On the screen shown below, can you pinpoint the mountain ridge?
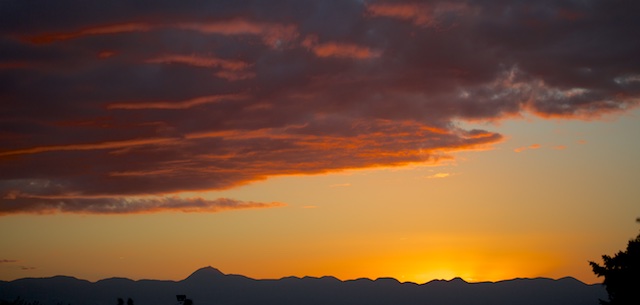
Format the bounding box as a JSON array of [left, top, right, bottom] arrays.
[[0, 267, 607, 305]]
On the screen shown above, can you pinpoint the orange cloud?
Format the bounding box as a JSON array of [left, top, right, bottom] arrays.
[[146, 55, 250, 71], [426, 173, 451, 179], [0, 118, 502, 212], [0, 137, 178, 157], [178, 19, 263, 35], [513, 144, 541, 153], [107, 94, 247, 110], [367, 3, 434, 26], [28, 19, 299, 49], [366, 2, 471, 27], [147, 54, 255, 80], [312, 42, 381, 59], [98, 51, 117, 59], [302, 36, 381, 59], [178, 19, 298, 48], [213, 70, 256, 81], [29, 23, 153, 44]]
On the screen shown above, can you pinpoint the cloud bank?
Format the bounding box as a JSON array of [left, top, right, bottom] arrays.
[[1, 0, 639, 214]]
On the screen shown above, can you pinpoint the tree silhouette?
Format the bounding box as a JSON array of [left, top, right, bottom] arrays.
[[126, 298, 134, 305], [589, 219, 640, 305], [117, 298, 124, 305]]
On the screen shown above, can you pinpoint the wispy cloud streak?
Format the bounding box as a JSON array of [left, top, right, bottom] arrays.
[[107, 94, 247, 110], [0, 195, 284, 215]]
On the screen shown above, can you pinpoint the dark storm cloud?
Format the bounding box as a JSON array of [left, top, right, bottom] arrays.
[[1, 0, 638, 214]]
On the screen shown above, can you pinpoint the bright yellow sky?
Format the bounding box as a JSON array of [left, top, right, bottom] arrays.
[[2, 111, 639, 284]]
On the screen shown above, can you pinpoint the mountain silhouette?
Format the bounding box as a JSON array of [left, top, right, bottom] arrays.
[[0, 267, 606, 305], [183, 266, 225, 282]]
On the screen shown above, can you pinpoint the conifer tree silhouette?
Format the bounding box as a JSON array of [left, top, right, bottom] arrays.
[[589, 218, 640, 305]]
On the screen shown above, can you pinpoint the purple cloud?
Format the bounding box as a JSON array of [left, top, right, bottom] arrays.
[[1, 0, 638, 214]]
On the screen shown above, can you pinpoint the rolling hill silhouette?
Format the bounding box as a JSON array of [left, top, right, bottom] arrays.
[[0, 266, 606, 305]]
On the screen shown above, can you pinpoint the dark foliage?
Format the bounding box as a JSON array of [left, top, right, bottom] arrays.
[[0, 298, 41, 305], [590, 222, 640, 305], [0, 297, 69, 305]]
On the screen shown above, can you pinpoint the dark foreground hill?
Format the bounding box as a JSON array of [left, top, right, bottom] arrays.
[[0, 266, 606, 305]]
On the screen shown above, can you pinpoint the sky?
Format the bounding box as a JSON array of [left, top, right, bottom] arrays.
[[1, 0, 639, 284]]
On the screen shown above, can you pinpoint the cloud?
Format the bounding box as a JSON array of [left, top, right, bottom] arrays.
[[514, 144, 542, 153], [146, 55, 256, 81], [177, 19, 299, 48], [426, 173, 451, 179], [0, 259, 18, 263], [1, 0, 639, 215], [0, 138, 179, 157], [366, 1, 472, 27], [302, 36, 381, 59], [28, 23, 154, 44], [0, 195, 284, 215], [107, 94, 247, 110]]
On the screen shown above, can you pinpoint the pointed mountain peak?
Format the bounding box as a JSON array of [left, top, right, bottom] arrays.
[[184, 266, 225, 281], [557, 276, 581, 283], [448, 277, 467, 283]]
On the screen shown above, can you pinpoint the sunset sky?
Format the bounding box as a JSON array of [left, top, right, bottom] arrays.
[[1, 0, 639, 285]]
